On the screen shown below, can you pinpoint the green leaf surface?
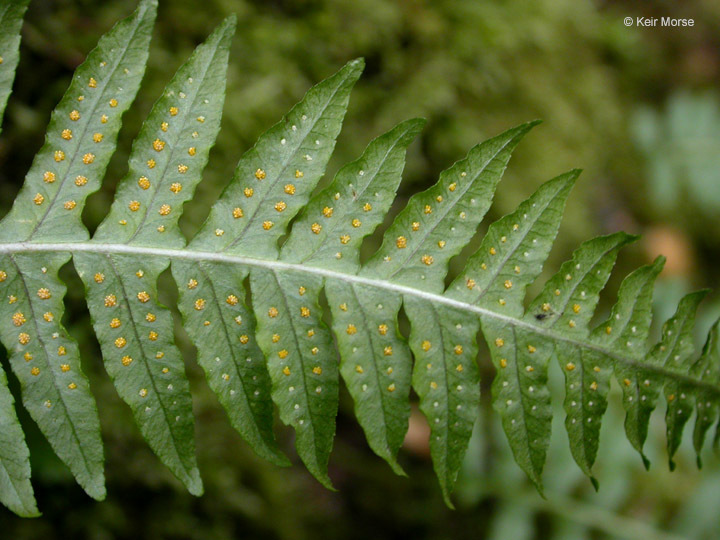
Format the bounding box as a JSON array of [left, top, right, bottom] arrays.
[[450, 171, 577, 314], [692, 320, 720, 466], [74, 253, 201, 495], [320, 120, 534, 490], [189, 59, 364, 259], [363, 121, 538, 292], [250, 269, 337, 488], [0, 0, 30, 133], [455, 172, 576, 491], [326, 281, 411, 475], [172, 260, 287, 466], [481, 317, 553, 493], [0, 253, 105, 500], [0, 360, 38, 517], [281, 118, 425, 270], [94, 15, 235, 247], [528, 232, 637, 483], [73, 18, 237, 495], [0, 0, 157, 243], [0, 5, 157, 502], [660, 291, 707, 470], [282, 118, 423, 474], [406, 299, 480, 507], [593, 257, 665, 469], [1, 10, 720, 512]]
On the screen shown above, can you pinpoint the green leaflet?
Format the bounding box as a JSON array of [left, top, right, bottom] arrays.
[[283, 119, 424, 474], [188, 58, 364, 258], [364, 121, 538, 292], [451, 171, 577, 315], [281, 118, 425, 271], [161, 23, 285, 465], [482, 319, 553, 492], [94, 16, 235, 246], [406, 300, 480, 507], [75, 253, 202, 494], [379, 130, 552, 498], [0, 1, 157, 502], [659, 291, 708, 470], [0, 0, 157, 243], [178, 59, 363, 486], [692, 319, 720, 467], [339, 121, 536, 491], [528, 232, 637, 486], [172, 260, 287, 466], [0, 252, 105, 500], [1, 1, 720, 517], [76, 17, 237, 495], [459, 172, 576, 492], [592, 257, 665, 469], [250, 269, 337, 488], [0, 356, 37, 517], [0, 0, 30, 133], [326, 282, 412, 475]]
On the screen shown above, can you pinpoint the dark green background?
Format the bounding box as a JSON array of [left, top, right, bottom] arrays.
[[1, 0, 719, 538]]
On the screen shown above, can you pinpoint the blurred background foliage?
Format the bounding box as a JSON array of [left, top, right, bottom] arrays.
[[0, 0, 719, 538]]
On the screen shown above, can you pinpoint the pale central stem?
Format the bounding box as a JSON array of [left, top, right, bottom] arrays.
[[1, 241, 716, 395]]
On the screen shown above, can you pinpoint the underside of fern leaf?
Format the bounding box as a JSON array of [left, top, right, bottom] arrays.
[[0, 0, 719, 517], [0, 0, 158, 509]]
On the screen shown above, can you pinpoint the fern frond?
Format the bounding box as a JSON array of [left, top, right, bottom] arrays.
[[0, 0, 157, 502], [74, 14, 236, 496], [0, 0, 37, 518], [0, 1, 719, 516]]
